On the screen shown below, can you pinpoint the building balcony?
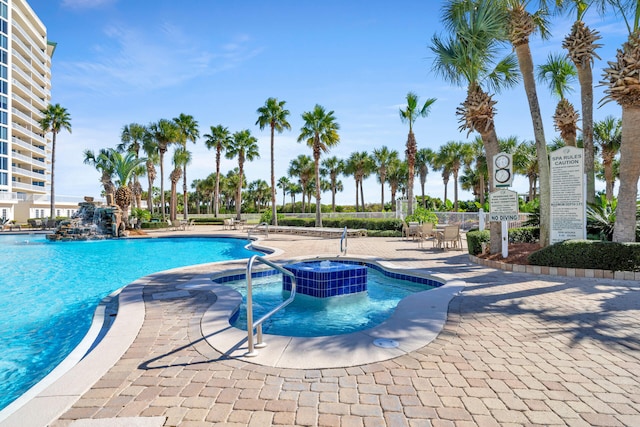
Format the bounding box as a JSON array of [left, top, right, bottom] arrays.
[[11, 137, 47, 156]]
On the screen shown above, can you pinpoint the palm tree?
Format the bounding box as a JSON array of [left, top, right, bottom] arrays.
[[500, 0, 552, 247], [105, 148, 147, 223], [399, 92, 436, 216], [372, 146, 399, 212], [226, 130, 260, 220], [387, 159, 408, 212], [141, 135, 159, 214], [288, 155, 314, 213], [147, 119, 179, 220], [83, 148, 116, 198], [441, 141, 474, 210], [599, 2, 640, 242], [321, 156, 345, 212], [173, 114, 199, 220], [557, 0, 602, 204], [277, 176, 291, 210], [513, 139, 538, 201], [39, 103, 71, 218], [345, 151, 373, 212], [469, 137, 488, 205], [256, 98, 291, 226], [433, 147, 453, 209], [430, 0, 520, 252], [415, 147, 435, 209], [537, 52, 579, 146], [170, 147, 190, 221], [203, 125, 232, 218], [298, 105, 340, 226], [118, 123, 147, 209], [593, 116, 622, 203]]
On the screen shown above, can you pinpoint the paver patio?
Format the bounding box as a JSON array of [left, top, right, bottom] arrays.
[[3, 226, 639, 426]]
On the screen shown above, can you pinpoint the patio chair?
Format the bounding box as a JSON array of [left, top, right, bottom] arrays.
[[435, 225, 462, 250], [418, 222, 435, 248]]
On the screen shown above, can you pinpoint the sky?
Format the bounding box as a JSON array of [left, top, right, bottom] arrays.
[[25, 0, 627, 207]]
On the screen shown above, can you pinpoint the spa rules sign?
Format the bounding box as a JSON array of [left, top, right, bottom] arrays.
[[550, 146, 586, 244]]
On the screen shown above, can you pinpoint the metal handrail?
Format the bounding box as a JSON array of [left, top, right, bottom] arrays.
[[245, 255, 296, 357], [247, 222, 269, 239], [340, 226, 348, 255]]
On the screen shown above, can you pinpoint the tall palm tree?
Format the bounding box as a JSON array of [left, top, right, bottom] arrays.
[[434, 147, 454, 209], [141, 135, 159, 214], [431, 0, 520, 252], [173, 114, 199, 220], [345, 151, 373, 212], [442, 141, 474, 210], [501, 0, 552, 247], [118, 123, 147, 209], [399, 92, 436, 216], [147, 119, 179, 220], [321, 156, 345, 212], [203, 125, 232, 218], [256, 98, 291, 226], [226, 130, 260, 220], [593, 116, 622, 203], [170, 147, 190, 221], [415, 147, 435, 209], [288, 155, 314, 213], [372, 146, 398, 212], [537, 52, 579, 146], [83, 148, 116, 198], [557, 0, 602, 204], [298, 105, 340, 226], [39, 103, 71, 218], [599, 1, 640, 242]]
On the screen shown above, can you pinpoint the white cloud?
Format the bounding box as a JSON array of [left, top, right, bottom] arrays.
[[56, 24, 261, 95]]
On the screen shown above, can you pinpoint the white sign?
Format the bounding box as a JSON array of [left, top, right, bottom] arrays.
[[550, 146, 586, 244], [489, 189, 519, 222]]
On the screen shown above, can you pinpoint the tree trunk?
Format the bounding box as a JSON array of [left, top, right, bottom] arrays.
[[214, 149, 221, 218], [515, 43, 550, 247], [355, 179, 359, 212], [453, 170, 459, 211], [577, 60, 596, 205], [360, 180, 365, 211], [270, 125, 278, 226], [49, 132, 56, 218], [183, 167, 189, 220], [406, 132, 417, 215], [314, 154, 322, 227], [613, 106, 640, 242], [159, 150, 166, 220], [479, 127, 502, 254], [603, 151, 614, 202]]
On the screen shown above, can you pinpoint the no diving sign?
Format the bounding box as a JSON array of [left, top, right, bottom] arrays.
[[489, 189, 519, 222]]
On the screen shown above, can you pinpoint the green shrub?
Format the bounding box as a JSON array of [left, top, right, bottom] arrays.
[[367, 230, 402, 237], [278, 217, 402, 231], [528, 240, 640, 272], [141, 221, 169, 229], [467, 230, 490, 255], [508, 227, 539, 243], [405, 206, 439, 225]]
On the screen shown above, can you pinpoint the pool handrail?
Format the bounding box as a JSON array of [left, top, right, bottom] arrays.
[[247, 222, 269, 239], [245, 255, 296, 357], [340, 226, 347, 256]]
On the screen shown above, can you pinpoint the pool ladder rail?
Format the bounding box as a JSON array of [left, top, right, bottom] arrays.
[[247, 222, 269, 239], [244, 255, 296, 357], [340, 226, 348, 256]]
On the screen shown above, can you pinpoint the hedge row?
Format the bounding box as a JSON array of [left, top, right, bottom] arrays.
[[528, 240, 640, 272], [278, 217, 404, 231]]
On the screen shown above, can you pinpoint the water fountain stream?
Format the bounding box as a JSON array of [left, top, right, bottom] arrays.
[[46, 197, 123, 241]]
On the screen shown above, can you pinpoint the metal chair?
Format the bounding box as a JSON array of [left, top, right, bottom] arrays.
[[436, 225, 462, 250]]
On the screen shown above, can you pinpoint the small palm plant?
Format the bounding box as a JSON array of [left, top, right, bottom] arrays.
[[586, 194, 616, 241]]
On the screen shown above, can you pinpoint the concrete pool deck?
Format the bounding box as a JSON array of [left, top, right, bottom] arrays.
[[2, 226, 640, 426]]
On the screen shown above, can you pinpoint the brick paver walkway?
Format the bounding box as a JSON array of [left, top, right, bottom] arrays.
[[48, 229, 640, 426]]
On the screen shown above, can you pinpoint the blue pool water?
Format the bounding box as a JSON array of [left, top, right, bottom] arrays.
[[219, 262, 439, 337], [0, 234, 261, 412]]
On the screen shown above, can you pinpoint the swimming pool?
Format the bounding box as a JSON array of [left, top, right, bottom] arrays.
[[0, 234, 261, 412], [217, 260, 443, 337]]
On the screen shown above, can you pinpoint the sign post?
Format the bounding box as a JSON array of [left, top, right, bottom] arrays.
[[489, 188, 519, 258]]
